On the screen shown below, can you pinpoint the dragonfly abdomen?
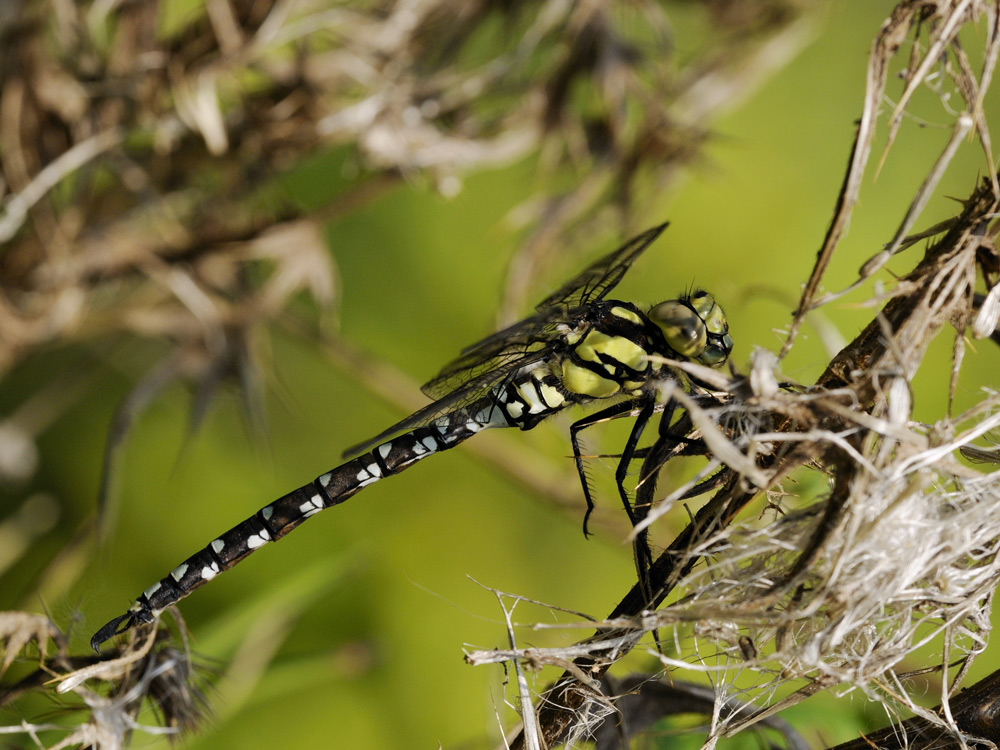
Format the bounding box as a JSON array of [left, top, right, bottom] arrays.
[[91, 395, 526, 650], [118, 454, 397, 624]]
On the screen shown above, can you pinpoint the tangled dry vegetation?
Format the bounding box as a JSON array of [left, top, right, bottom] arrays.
[[2, 1, 1000, 749]]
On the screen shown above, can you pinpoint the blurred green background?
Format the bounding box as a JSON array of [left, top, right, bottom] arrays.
[[4, 1, 1000, 747]]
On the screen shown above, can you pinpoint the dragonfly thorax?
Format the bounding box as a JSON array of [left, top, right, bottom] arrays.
[[553, 295, 732, 403]]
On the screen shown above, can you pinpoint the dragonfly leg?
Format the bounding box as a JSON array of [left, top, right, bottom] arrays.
[[569, 400, 646, 536], [678, 468, 730, 499], [633, 399, 709, 491], [615, 397, 658, 521], [635, 401, 732, 603], [613, 396, 657, 590]]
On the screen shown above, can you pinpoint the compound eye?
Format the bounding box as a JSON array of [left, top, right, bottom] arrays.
[[689, 291, 727, 335], [688, 291, 715, 317], [697, 342, 730, 366], [649, 300, 707, 358]]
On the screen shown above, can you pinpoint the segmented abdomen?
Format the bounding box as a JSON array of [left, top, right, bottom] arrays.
[[92, 365, 578, 650], [130, 421, 487, 614]]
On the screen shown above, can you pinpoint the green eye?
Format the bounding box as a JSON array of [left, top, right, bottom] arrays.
[[689, 292, 727, 335], [688, 291, 715, 318], [649, 300, 707, 358], [649, 293, 733, 367], [698, 342, 729, 366]]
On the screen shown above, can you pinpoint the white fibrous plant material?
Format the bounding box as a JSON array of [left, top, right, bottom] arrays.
[[645, 393, 1000, 733]]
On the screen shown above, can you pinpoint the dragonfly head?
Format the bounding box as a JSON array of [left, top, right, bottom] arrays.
[[648, 290, 733, 367]]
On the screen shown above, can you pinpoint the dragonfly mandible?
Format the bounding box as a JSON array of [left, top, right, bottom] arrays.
[[91, 222, 733, 651]]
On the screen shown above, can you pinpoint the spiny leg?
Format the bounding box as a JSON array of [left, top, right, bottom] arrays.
[[630, 398, 680, 522], [570, 396, 670, 594], [627, 397, 722, 599], [632, 399, 718, 601], [612, 396, 658, 590], [570, 400, 646, 536], [631, 411, 692, 504], [635, 400, 732, 607], [677, 468, 730, 499]]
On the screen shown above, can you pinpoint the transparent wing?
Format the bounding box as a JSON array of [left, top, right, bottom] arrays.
[[534, 222, 668, 311], [342, 347, 549, 458], [422, 222, 669, 400], [420, 311, 577, 399]]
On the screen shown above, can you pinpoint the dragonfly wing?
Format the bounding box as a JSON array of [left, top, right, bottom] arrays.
[[421, 223, 667, 400], [342, 348, 551, 458], [534, 222, 668, 311], [420, 313, 574, 400]]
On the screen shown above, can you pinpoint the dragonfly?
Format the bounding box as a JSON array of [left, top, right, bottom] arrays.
[[91, 222, 733, 651]]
